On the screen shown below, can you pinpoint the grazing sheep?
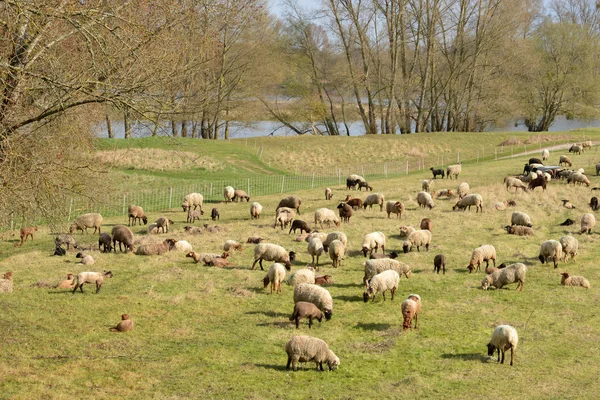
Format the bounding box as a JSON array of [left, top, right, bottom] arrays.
[[416, 191, 435, 209], [263, 263, 286, 294], [56, 273, 75, 289], [289, 220, 312, 234], [538, 240, 563, 268], [363, 258, 412, 286], [358, 181, 373, 191], [436, 189, 454, 198], [289, 302, 324, 329], [246, 236, 264, 244], [457, 182, 470, 199], [560, 272, 590, 288], [569, 144, 583, 155], [55, 234, 77, 251], [401, 294, 421, 330], [314, 208, 340, 229], [346, 174, 366, 190], [72, 270, 113, 294], [128, 205, 148, 226], [452, 194, 483, 213], [306, 232, 328, 243], [224, 186, 235, 203], [446, 164, 462, 179], [559, 235, 578, 262], [274, 208, 295, 230], [277, 195, 302, 214], [0, 271, 13, 293], [252, 243, 292, 271], [561, 200, 576, 209], [362, 232, 386, 257], [211, 208, 220, 221], [69, 213, 103, 235], [111, 225, 135, 252], [135, 239, 176, 256], [308, 237, 324, 267], [96, 233, 112, 253], [434, 254, 446, 275], [467, 245, 496, 273], [511, 212, 532, 227], [542, 149, 549, 160], [590, 197, 599, 211], [422, 179, 433, 193], [430, 167, 445, 179], [155, 217, 174, 233], [328, 239, 345, 268], [223, 240, 242, 252], [250, 202, 263, 219], [399, 226, 416, 238], [182, 193, 204, 212], [568, 172, 591, 186], [581, 213, 596, 234], [363, 193, 385, 211], [559, 155, 572, 167], [293, 283, 333, 320], [528, 175, 547, 191], [185, 251, 229, 265], [325, 187, 333, 200], [322, 232, 348, 252], [288, 268, 315, 286], [487, 325, 518, 366], [402, 230, 432, 253], [370, 251, 399, 260], [345, 195, 363, 210], [337, 203, 353, 223], [420, 218, 433, 231], [529, 157, 543, 165], [363, 270, 399, 302], [76, 252, 95, 265], [233, 189, 250, 202], [187, 209, 203, 223], [285, 335, 339, 371], [504, 177, 528, 192], [505, 225, 534, 236], [582, 140, 593, 149], [109, 314, 134, 332], [385, 201, 404, 219], [481, 263, 526, 291]]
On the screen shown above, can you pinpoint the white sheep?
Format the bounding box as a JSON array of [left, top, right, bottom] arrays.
[[361, 232, 386, 257], [252, 243, 292, 271], [559, 235, 578, 262], [69, 213, 103, 234], [542, 149, 549, 160], [328, 239, 345, 268], [314, 208, 340, 229], [487, 325, 518, 366], [293, 283, 333, 320], [402, 229, 431, 253], [363, 270, 400, 302], [568, 172, 591, 186], [325, 187, 333, 200], [511, 211, 532, 227], [421, 179, 433, 193], [263, 263, 286, 294], [504, 177, 528, 192], [538, 240, 563, 268], [559, 155, 572, 166], [446, 164, 462, 179], [481, 263, 526, 291], [385, 201, 404, 219], [288, 268, 316, 286], [363, 258, 411, 286], [76, 252, 95, 265], [182, 192, 204, 212], [285, 335, 340, 371], [307, 237, 324, 267], [581, 213, 596, 234], [223, 240, 243, 252], [452, 193, 483, 213], [250, 202, 263, 219], [401, 294, 421, 330], [560, 272, 590, 288], [0, 271, 13, 293], [322, 231, 348, 251], [224, 186, 235, 203], [399, 226, 416, 238], [457, 182, 469, 199], [416, 191, 435, 209], [363, 193, 385, 211], [305, 232, 328, 244], [467, 245, 496, 273], [275, 207, 296, 230], [72, 270, 113, 294]]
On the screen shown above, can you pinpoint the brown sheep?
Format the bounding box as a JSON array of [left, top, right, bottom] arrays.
[[433, 254, 446, 275], [289, 302, 324, 329], [233, 189, 250, 202], [528, 175, 546, 191], [109, 314, 134, 332], [420, 218, 433, 231], [19, 226, 38, 245], [314, 275, 333, 285], [337, 203, 353, 223], [345, 195, 363, 210], [128, 205, 148, 226], [246, 236, 264, 244], [56, 273, 75, 289]]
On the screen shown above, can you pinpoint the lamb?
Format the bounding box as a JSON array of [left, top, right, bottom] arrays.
[[263, 263, 286, 294], [559, 235, 578, 262], [446, 164, 462, 179], [560, 218, 576, 226], [511, 212, 532, 227], [487, 325, 518, 366], [420, 218, 433, 231], [542, 149, 550, 160], [147, 223, 159, 234], [246, 236, 264, 244], [481, 262, 526, 291], [416, 191, 435, 209], [363, 270, 399, 302], [560, 272, 590, 288], [211, 208, 220, 221], [97, 233, 112, 252], [127, 205, 148, 226], [223, 240, 242, 252], [289, 302, 324, 329], [109, 314, 134, 332], [590, 197, 599, 211], [174, 240, 193, 253], [328, 239, 345, 268], [233, 189, 250, 202], [337, 203, 353, 223], [275, 208, 295, 230], [314, 275, 333, 285], [187, 209, 203, 223], [561, 200, 576, 209], [76, 252, 95, 265], [207, 257, 231, 267], [345, 195, 363, 210], [422, 179, 433, 193], [452, 194, 483, 213], [135, 238, 176, 255], [250, 202, 263, 219], [223, 186, 235, 202], [457, 182, 470, 199], [251, 243, 292, 270], [582, 140, 593, 149], [308, 237, 325, 267], [289, 220, 312, 234], [504, 177, 528, 192], [325, 187, 333, 200], [56, 273, 75, 289], [363, 193, 385, 211], [185, 251, 229, 265], [494, 200, 517, 211], [505, 225, 534, 236], [346, 174, 366, 190], [581, 213, 596, 234], [538, 240, 563, 268], [0, 271, 13, 293], [401, 294, 421, 330], [69, 213, 103, 235], [55, 234, 77, 251], [72, 270, 113, 294], [399, 226, 416, 238], [362, 232, 386, 257], [111, 225, 135, 252], [568, 172, 591, 186], [362, 258, 412, 286], [183, 225, 203, 235], [322, 232, 348, 252], [436, 189, 454, 198], [433, 254, 446, 275], [430, 167, 445, 179], [155, 217, 174, 233], [293, 283, 333, 320], [559, 155, 572, 167], [285, 335, 339, 371], [467, 245, 496, 273], [288, 269, 315, 286], [277, 195, 302, 214], [181, 193, 204, 212], [569, 144, 583, 155], [385, 201, 404, 219], [528, 175, 546, 191], [402, 229, 432, 253], [358, 181, 373, 191], [314, 208, 340, 229]]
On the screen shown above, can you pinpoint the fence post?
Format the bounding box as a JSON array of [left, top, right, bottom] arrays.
[[248, 178, 251, 196], [361, 166, 365, 178], [68, 198, 73, 221], [281, 176, 285, 193], [384, 163, 387, 178], [10, 213, 14, 231], [210, 183, 213, 199], [169, 188, 173, 209], [338, 169, 341, 185], [122, 193, 127, 215], [457, 153, 460, 163], [495, 148, 497, 160], [405, 160, 408, 175], [311, 172, 315, 189]]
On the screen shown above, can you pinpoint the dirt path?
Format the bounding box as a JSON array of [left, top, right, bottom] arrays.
[[498, 141, 598, 161]]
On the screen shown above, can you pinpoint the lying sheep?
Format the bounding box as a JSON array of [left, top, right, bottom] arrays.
[[433, 254, 446, 275], [399, 226, 416, 238], [363, 258, 411, 286], [487, 325, 518, 366], [538, 240, 562, 268], [155, 217, 174, 233], [314, 208, 340, 229], [590, 197, 599, 211], [185, 251, 228, 265], [370, 251, 399, 260], [401, 294, 421, 330], [362, 232, 386, 257], [308, 237, 324, 267], [224, 186, 235, 203], [511, 211, 532, 227], [504, 177, 528, 192], [285, 335, 339, 371], [363, 270, 399, 302], [207, 258, 230, 267], [247, 236, 264, 244], [328, 239, 345, 268], [98, 233, 113, 252], [325, 187, 333, 200], [111, 225, 135, 252], [430, 167, 445, 179], [467, 245, 496, 273], [128, 205, 148, 226], [233, 189, 250, 202], [457, 182, 469, 199], [288, 268, 315, 286], [289, 220, 311, 234], [174, 240, 193, 253], [289, 302, 324, 329], [0, 271, 13, 293], [252, 243, 292, 271], [183, 225, 202, 235], [559, 155, 572, 167], [250, 202, 263, 219], [345, 195, 363, 210], [559, 235, 578, 262], [135, 239, 176, 255], [581, 213, 596, 234], [223, 240, 242, 252], [495, 200, 517, 211], [481, 263, 526, 291], [211, 207, 220, 220], [109, 314, 134, 332], [55, 234, 77, 251], [402, 230, 431, 253], [385, 201, 404, 219], [277, 195, 302, 214], [363, 193, 385, 211], [56, 273, 75, 289], [293, 283, 333, 320], [561, 200, 576, 209], [436, 189, 454, 198], [453, 194, 483, 213], [76, 252, 95, 265], [72, 270, 113, 294], [314, 275, 333, 285], [560, 272, 590, 288], [182, 192, 203, 212], [69, 213, 103, 234], [505, 225, 534, 236], [263, 263, 286, 294], [416, 191, 435, 209], [337, 203, 353, 223]]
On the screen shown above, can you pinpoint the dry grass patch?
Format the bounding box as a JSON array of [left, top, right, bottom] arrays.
[[95, 148, 223, 171]]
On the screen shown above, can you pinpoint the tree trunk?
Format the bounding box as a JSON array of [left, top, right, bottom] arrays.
[[171, 120, 178, 137], [181, 121, 188, 138], [123, 110, 131, 139], [105, 114, 114, 139]]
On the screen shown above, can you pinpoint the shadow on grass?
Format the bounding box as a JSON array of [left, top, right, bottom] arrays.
[[346, 249, 365, 258], [335, 295, 362, 302], [254, 364, 289, 371], [453, 268, 470, 274], [354, 322, 391, 331], [330, 282, 363, 288], [245, 310, 281, 318], [256, 321, 290, 329], [441, 353, 488, 363]]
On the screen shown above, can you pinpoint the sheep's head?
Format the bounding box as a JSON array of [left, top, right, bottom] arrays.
[[345, 194, 352, 201], [164, 239, 177, 250], [75, 252, 84, 258], [538, 254, 546, 264], [121, 314, 131, 320], [103, 270, 113, 278], [504, 226, 511, 233], [467, 264, 475, 273], [3, 271, 12, 280], [68, 224, 77, 234], [66, 273, 74, 279], [389, 251, 399, 259], [142, 216, 148, 225], [404, 270, 412, 279], [323, 309, 332, 320], [327, 351, 340, 371], [402, 241, 411, 254], [362, 291, 370, 303], [288, 251, 296, 261], [361, 246, 370, 257], [486, 342, 496, 356], [481, 276, 492, 290], [263, 276, 270, 288], [185, 251, 195, 258]]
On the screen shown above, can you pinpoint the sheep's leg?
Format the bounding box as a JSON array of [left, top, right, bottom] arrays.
[[382, 291, 386, 301], [509, 347, 514, 366], [251, 259, 259, 270], [286, 357, 292, 371], [259, 259, 264, 271], [295, 317, 300, 329], [79, 284, 84, 294], [308, 317, 312, 328], [72, 284, 79, 294], [318, 362, 324, 371], [414, 314, 418, 329], [500, 349, 505, 364], [425, 243, 429, 252], [496, 348, 501, 363], [391, 287, 396, 300], [96, 282, 102, 294]]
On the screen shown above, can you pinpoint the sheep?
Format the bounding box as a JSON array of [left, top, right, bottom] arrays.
[[560, 218, 576, 226], [135, 238, 176, 255], [53, 247, 66, 256], [467, 245, 496, 273], [233, 189, 250, 202], [346, 174, 366, 190], [481, 262, 526, 291], [504, 177, 528, 192], [224, 186, 235, 203], [452, 194, 483, 213], [495, 200, 517, 211], [285, 335, 339, 371], [344, 195, 364, 211], [430, 167, 445, 179], [111, 225, 135, 252], [277, 195, 302, 214], [363, 270, 399, 302], [401, 294, 421, 330], [72, 270, 113, 294], [211, 208, 220, 221], [362, 232, 386, 257], [322, 232, 348, 252], [314, 208, 340, 229], [306, 232, 328, 244], [288, 269, 315, 286], [155, 217, 174, 233], [308, 237, 324, 267], [542, 149, 549, 160], [186, 251, 229, 265], [328, 239, 345, 268], [246, 236, 264, 244], [434, 254, 446, 275], [0, 271, 13, 293], [385, 201, 404, 219], [325, 187, 333, 200], [187, 209, 203, 223], [569, 144, 583, 155], [275, 208, 295, 230], [528, 175, 547, 191], [487, 325, 518, 366], [252, 243, 292, 271], [109, 314, 134, 332], [529, 157, 543, 165], [399, 226, 416, 238], [559, 155, 572, 166], [289, 302, 324, 329], [538, 240, 563, 268], [363, 258, 412, 286], [174, 240, 193, 253], [183, 225, 202, 235], [207, 258, 231, 267], [568, 172, 591, 186], [446, 164, 462, 179], [127, 205, 148, 226], [519, 171, 537, 183], [422, 179, 432, 193], [147, 223, 159, 234], [69, 213, 103, 235], [337, 203, 353, 223], [420, 218, 433, 231], [223, 240, 242, 252], [436, 189, 454, 198], [559, 235, 578, 262], [250, 202, 263, 219], [314, 275, 333, 285], [590, 197, 599, 211], [402, 230, 431, 253], [596, 162, 600, 176], [582, 140, 593, 149], [511, 212, 532, 227], [263, 263, 286, 294], [182, 193, 204, 212], [370, 251, 399, 260], [96, 233, 112, 252], [581, 213, 596, 234], [561, 199, 576, 209], [505, 225, 534, 236], [76, 252, 95, 265], [560, 272, 590, 288], [457, 182, 469, 199], [358, 181, 373, 191], [363, 193, 385, 211], [293, 283, 333, 320], [56, 273, 75, 289], [289, 220, 312, 234], [55, 234, 77, 251], [416, 191, 435, 209]]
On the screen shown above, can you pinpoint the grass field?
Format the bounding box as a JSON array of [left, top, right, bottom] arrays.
[[2, 130, 600, 399]]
